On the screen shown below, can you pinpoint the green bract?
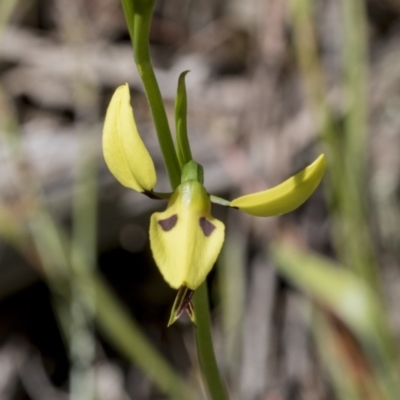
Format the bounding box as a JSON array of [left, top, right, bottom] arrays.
[[103, 83, 326, 325]]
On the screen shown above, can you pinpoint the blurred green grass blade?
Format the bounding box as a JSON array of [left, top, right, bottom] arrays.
[[312, 311, 367, 400], [91, 270, 197, 400], [337, 0, 379, 288], [70, 136, 98, 400], [288, 0, 379, 289], [340, 0, 368, 173], [72, 137, 98, 270], [218, 211, 246, 381], [272, 244, 378, 336], [271, 244, 400, 399], [0, 0, 18, 35], [0, 205, 26, 248], [175, 71, 192, 168], [28, 209, 196, 399], [28, 209, 70, 283]]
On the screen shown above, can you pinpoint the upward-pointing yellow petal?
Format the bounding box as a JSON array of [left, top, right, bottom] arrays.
[[103, 84, 157, 192], [230, 154, 326, 217]]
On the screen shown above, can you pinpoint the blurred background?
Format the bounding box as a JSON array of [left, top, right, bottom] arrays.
[[1, 0, 400, 399]]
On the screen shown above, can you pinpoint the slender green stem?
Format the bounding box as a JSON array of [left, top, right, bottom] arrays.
[[132, 8, 181, 189], [193, 283, 228, 400], [121, 3, 227, 398]]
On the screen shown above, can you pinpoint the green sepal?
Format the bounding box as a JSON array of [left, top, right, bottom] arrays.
[[168, 286, 196, 326], [175, 71, 193, 168]]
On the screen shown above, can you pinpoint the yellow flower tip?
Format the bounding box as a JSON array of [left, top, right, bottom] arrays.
[[230, 154, 326, 217], [150, 180, 225, 291], [102, 83, 157, 193]]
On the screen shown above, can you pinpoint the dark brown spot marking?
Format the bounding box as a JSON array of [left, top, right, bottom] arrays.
[[158, 214, 178, 231], [199, 217, 216, 237]]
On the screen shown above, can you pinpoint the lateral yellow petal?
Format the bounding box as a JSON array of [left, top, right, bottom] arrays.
[[230, 154, 326, 217], [103, 83, 156, 192], [149, 181, 225, 290]]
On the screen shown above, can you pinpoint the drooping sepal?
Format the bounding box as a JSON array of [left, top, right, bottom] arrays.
[[149, 180, 225, 290], [102, 83, 157, 192], [230, 154, 326, 217], [168, 286, 196, 326]]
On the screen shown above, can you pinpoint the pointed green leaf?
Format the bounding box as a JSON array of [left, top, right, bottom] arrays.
[[230, 154, 326, 216], [103, 84, 157, 192], [175, 71, 193, 168]]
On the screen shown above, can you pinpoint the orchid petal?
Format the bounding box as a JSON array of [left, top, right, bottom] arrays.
[[230, 154, 326, 216], [150, 181, 225, 290], [103, 83, 157, 192]]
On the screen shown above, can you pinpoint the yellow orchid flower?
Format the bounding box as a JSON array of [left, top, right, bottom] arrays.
[[103, 84, 326, 325]]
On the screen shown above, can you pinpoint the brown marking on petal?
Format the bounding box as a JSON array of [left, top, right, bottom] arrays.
[[158, 214, 178, 231], [199, 217, 215, 237]]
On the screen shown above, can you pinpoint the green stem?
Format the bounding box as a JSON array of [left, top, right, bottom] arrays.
[[193, 283, 228, 400], [132, 9, 181, 189]]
